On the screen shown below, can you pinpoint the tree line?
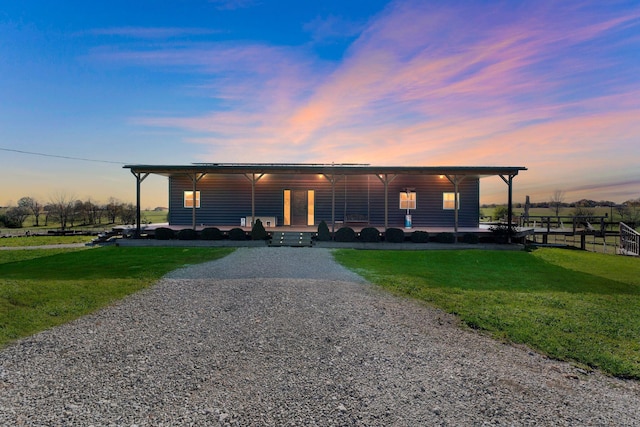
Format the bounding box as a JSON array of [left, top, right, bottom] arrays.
[[482, 191, 640, 225], [0, 195, 137, 229]]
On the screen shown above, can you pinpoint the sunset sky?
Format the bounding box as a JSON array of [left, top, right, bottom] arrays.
[[1, 0, 639, 209]]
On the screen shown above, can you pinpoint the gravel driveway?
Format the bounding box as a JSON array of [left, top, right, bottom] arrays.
[[1, 247, 639, 426]]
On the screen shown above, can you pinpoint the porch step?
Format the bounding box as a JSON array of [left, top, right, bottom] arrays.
[[270, 231, 314, 247]]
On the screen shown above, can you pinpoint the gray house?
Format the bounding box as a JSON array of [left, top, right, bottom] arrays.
[[124, 163, 526, 234]]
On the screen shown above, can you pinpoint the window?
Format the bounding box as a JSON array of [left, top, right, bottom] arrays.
[[399, 191, 416, 210], [443, 192, 459, 210], [184, 191, 201, 208]]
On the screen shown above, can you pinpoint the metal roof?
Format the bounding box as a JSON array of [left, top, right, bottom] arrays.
[[124, 163, 526, 178]]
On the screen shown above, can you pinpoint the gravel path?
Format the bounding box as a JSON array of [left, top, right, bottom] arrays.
[[1, 247, 639, 426]]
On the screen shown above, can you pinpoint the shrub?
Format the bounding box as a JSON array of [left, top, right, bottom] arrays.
[[359, 227, 380, 242], [334, 226, 356, 242], [177, 228, 198, 240], [435, 232, 456, 243], [411, 230, 429, 243], [201, 227, 224, 240], [154, 227, 175, 240], [489, 224, 516, 243], [228, 227, 247, 241], [385, 228, 405, 243], [317, 220, 331, 241], [462, 233, 479, 244], [251, 219, 268, 240]]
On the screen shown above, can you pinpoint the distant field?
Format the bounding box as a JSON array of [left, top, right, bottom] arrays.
[[483, 206, 618, 221], [0, 210, 167, 236]]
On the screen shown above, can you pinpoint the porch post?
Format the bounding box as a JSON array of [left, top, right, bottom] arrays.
[[375, 174, 397, 229], [189, 172, 207, 230], [499, 174, 516, 244], [322, 173, 339, 233], [244, 173, 264, 226], [130, 170, 149, 237], [445, 175, 465, 242]]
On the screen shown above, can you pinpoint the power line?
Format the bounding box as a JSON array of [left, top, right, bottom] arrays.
[[0, 147, 126, 165]]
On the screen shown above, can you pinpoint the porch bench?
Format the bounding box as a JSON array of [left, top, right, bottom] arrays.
[[345, 214, 369, 224]]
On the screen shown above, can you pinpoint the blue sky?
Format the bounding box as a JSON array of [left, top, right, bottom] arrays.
[[1, 0, 639, 208]]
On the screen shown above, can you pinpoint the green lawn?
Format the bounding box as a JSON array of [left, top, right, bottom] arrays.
[[0, 235, 95, 247], [334, 248, 640, 379], [0, 246, 233, 347]]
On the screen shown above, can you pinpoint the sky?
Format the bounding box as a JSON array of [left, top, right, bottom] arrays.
[[1, 0, 639, 209]]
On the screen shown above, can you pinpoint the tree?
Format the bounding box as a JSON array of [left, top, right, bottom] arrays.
[[493, 205, 508, 221], [2, 205, 30, 228], [549, 190, 565, 217], [49, 192, 76, 230], [120, 203, 136, 224], [105, 197, 120, 224], [18, 196, 43, 227], [617, 199, 640, 225]]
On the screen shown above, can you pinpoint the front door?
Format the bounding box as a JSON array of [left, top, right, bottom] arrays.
[[291, 190, 308, 225]]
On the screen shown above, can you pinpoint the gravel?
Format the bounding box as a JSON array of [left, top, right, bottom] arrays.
[[1, 247, 639, 426]]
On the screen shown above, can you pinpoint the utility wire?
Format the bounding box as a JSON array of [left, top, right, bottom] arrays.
[[0, 147, 126, 165]]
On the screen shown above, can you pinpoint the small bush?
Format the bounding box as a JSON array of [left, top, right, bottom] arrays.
[[154, 227, 175, 240], [317, 220, 331, 241], [489, 224, 516, 244], [462, 233, 479, 244], [228, 227, 248, 241], [411, 230, 429, 243], [177, 228, 198, 240], [435, 232, 456, 243], [385, 228, 405, 243], [201, 227, 224, 240], [334, 227, 356, 242], [251, 219, 268, 240], [359, 227, 380, 242]]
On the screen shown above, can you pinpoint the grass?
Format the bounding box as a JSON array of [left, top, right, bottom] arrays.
[[0, 235, 95, 247], [0, 246, 234, 347], [333, 248, 640, 379]]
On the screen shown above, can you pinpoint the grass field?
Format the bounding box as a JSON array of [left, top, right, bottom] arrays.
[[0, 235, 95, 247], [334, 248, 640, 379], [0, 246, 233, 347], [0, 209, 167, 236]]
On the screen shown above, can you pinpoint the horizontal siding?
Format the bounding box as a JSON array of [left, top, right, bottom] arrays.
[[169, 173, 480, 227]]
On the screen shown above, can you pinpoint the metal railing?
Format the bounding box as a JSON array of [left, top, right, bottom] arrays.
[[619, 222, 640, 256]]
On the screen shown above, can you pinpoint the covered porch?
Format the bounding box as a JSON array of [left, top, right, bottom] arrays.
[[124, 163, 526, 242]]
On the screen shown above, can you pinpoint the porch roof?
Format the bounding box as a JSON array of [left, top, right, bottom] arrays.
[[123, 163, 526, 178]]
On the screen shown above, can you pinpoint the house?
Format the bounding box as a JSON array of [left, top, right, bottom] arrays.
[[124, 163, 526, 235]]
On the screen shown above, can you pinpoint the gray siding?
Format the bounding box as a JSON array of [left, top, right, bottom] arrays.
[[168, 173, 480, 228]]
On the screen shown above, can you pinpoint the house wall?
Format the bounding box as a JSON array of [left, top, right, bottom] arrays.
[[168, 173, 480, 228]]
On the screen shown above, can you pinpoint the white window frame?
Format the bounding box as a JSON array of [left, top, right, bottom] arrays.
[[399, 191, 417, 210], [184, 190, 201, 208], [442, 192, 459, 210]]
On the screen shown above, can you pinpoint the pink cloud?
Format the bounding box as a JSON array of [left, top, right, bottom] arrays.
[[124, 0, 639, 202]]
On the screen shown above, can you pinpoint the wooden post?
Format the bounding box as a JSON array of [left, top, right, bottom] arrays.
[[499, 174, 516, 244], [189, 173, 207, 230], [375, 174, 397, 229], [130, 170, 149, 237], [445, 175, 465, 243], [322, 173, 342, 234], [244, 173, 264, 226]]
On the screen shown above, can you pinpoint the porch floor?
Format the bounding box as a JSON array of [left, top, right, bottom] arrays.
[[135, 223, 494, 234]]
